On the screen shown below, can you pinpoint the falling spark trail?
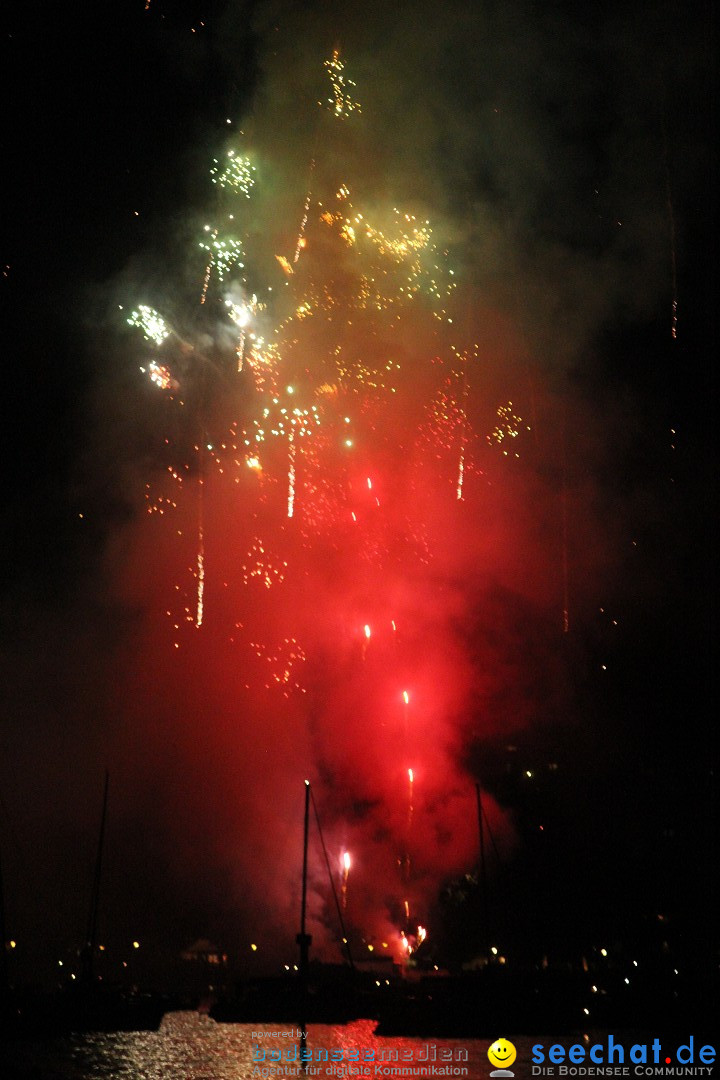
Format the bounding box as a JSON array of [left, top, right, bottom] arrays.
[[456, 446, 466, 500], [400, 760, 414, 887], [195, 471, 205, 629], [407, 767, 414, 831], [294, 158, 316, 265], [287, 432, 296, 518], [456, 360, 469, 500], [452, 345, 475, 499], [362, 624, 371, 660], [199, 231, 217, 305], [341, 851, 351, 910], [401, 689, 410, 751]]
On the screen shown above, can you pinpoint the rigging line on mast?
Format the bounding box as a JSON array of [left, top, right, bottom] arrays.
[[309, 788, 355, 969]]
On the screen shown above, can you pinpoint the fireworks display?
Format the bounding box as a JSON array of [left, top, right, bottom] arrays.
[[120, 46, 515, 960], [110, 10, 706, 971], [211, 150, 256, 197], [487, 402, 531, 458], [2, 0, 713, 1023], [127, 305, 170, 346], [322, 49, 362, 119], [199, 227, 245, 284]]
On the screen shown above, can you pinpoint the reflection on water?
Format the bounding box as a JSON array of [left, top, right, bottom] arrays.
[[2, 1012, 544, 1079]]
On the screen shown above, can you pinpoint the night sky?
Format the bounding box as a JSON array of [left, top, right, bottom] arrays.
[[0, 0, 716, 1011]]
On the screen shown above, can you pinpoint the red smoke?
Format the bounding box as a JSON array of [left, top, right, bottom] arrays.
[[107, 191, 574, 972]]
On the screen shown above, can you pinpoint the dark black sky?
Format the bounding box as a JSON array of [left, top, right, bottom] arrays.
[[0, 0, 716, 999]]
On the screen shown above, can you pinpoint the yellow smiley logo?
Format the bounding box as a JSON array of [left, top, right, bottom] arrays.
[[488, 1038, 517, 1070]]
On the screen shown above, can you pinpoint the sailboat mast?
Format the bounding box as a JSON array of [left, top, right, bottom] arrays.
[[297, 779, 312, 1033], [83, 769, 109, 986], [0, 846, 8, 995], [300, 780, 310, 940], [475, 782, 490, 959]]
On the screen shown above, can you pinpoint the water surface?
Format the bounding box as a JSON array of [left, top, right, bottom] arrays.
[[2, 1012, 552, 1079]]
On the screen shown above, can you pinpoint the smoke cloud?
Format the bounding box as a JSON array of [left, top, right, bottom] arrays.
[[2, 0, 706, 984]]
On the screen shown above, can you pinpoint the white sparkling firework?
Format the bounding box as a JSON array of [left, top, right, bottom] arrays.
[[199, 227, 246, 283], [210, 151, 256, 197], [127, 306, 170, 345]]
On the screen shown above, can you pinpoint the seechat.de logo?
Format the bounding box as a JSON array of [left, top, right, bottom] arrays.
[[531, 1035, 717, 1076]]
